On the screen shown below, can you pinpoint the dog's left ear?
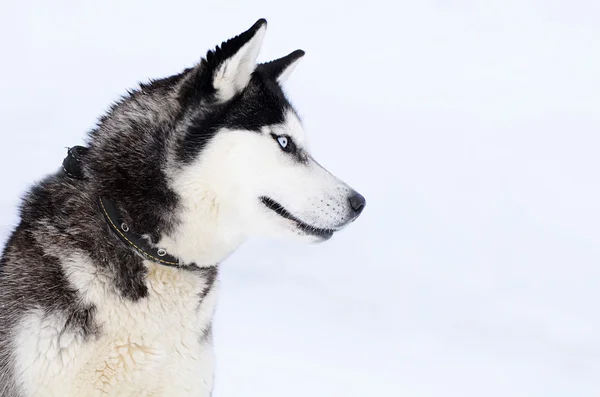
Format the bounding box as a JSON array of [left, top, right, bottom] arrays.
[[210, 19, 267, 101], [182, 19, 267, 103], [258, 50, 305, 84]]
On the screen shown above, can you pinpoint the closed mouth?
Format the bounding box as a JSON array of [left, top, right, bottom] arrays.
[[260, 196, 335, 239]]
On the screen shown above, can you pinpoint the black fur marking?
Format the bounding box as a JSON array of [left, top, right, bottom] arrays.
[[200, 323, 213, 345], [87, 124, 180, 244], [0, 220, 99, 395], [258, 49, 305, 81], [178, 19, 267, 104], [99, 197, 198, 270], [26, 176, 151, 302], [198, 267, 218, 344], [198, 266, 219, 301], [177, 72, 292, 164]]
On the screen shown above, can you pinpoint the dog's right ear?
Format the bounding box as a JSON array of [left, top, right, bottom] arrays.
[[180, 19, 267, 103], [258, 49, 305, 85]]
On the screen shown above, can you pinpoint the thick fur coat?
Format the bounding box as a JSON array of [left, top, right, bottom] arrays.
[[0, 19, 365, 396]]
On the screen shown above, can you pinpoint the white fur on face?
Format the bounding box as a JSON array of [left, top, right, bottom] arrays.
[[166, 110, 356, 262], [253, 111, 355, 233]]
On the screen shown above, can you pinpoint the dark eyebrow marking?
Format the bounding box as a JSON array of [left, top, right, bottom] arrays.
[[295, 148, 309, 164]]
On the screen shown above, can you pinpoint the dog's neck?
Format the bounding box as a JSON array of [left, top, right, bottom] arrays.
[[156, 189, 247, 268]]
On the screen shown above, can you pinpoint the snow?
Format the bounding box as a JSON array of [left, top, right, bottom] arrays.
[[1, 1, 599, 395]]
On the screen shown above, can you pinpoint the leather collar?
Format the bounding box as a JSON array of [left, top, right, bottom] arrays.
[[62, 146, 196, 270]]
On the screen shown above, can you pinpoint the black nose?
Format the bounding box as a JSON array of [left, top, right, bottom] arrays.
[[348, 191, 366, 217]]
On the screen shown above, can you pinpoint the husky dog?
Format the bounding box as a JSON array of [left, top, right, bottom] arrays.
[[0, 19, 365, 396]]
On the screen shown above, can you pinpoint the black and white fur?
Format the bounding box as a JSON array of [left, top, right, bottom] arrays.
[[0, 19, 366, 396]]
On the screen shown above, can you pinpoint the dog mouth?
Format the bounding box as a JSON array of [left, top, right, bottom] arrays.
[[260, 196, 335, 240]]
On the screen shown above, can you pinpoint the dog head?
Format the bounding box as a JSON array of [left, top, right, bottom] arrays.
[[86, 19, 366, 265]]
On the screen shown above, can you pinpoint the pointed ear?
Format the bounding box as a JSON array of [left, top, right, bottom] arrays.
[[205, 19, 267, 101], [258, 49, 305, 84]]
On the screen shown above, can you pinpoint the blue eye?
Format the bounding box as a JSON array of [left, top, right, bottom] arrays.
[[272, 134, 296, 153], [277, 136, 288, 149]]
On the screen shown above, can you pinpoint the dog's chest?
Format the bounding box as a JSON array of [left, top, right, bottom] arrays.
[[17, 264, 217, 397], [82, 266, 217, 396]]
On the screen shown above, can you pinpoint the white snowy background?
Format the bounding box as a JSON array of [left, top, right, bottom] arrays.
[[1, 1, 599, 396]]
